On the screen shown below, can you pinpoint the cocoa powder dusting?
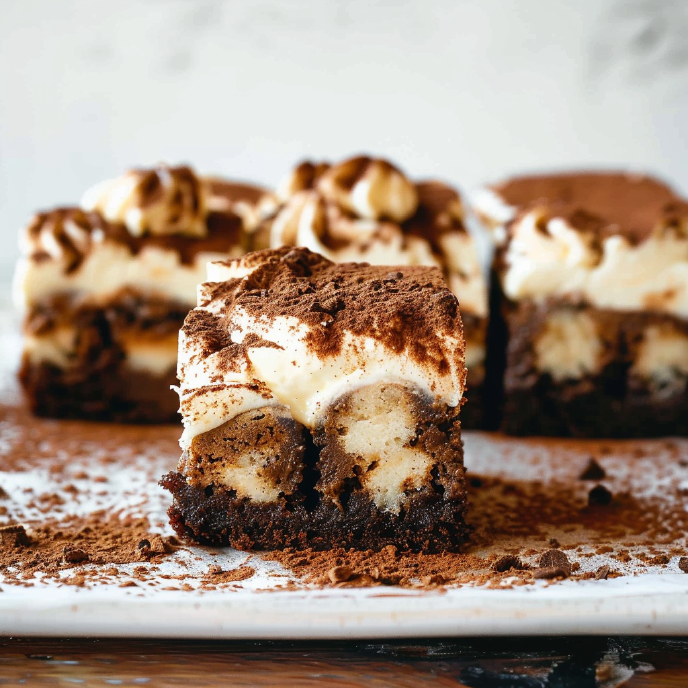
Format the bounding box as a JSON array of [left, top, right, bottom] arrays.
[[2, 390, 688, 593], [186, 247, 465, 378]]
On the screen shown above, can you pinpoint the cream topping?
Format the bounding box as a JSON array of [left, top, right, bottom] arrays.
[[500, 211, 688, 317], [81, 165, 209, 238]]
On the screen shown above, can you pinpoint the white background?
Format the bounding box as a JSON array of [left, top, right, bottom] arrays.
[[2, 0, 688, 279]]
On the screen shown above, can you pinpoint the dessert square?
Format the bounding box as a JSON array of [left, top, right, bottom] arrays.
[[255, 156, 488, 428], [161, 246, 469, 552], [15, 165, 265, 423], [474, 171, 688, 437]]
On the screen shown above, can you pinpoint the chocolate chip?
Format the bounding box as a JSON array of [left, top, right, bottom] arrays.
[[678, 557, 688, 573], [538, 549, 571, 575], [595, 565, 611, 580], [328, 565, 353, 583], [588, 484, 613, 506], [492, 555, 526, 573], [579, 458, 606, 481]]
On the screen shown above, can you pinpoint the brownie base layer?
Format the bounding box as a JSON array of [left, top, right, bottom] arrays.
[[19, 359, 179, 424], [161, 471, 469, 553], [163, 383, 468, 553], [492, 288, 688, 438], [501, 380, 688, 438]]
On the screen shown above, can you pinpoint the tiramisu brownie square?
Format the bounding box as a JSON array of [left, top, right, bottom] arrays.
[[474, 171, 688, 437], [257, 156, 488, 427], [161, 247, 468, 552], [15, 164, 265, 423]]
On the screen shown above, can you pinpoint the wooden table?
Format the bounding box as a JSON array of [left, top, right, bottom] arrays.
[[1, 637, 687, 686]]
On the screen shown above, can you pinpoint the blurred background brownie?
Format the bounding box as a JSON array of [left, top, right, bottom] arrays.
[[474, 171, 688, 437], [256, 155, 488, 428], [162, 247, 469, 552], [15, 164, 265, 423]]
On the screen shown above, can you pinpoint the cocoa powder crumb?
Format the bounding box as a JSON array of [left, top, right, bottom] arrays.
[[328, 566, 353, 583], [492, 555, 526, 573], [595, 565, 611, 580], [534, 567, 568, 580], [62, 546, 90, 564], [0, 524, 30, 548]]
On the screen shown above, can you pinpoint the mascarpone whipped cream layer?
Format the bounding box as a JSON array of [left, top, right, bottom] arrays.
[[16, 165, 263, 310], [474, 172, 688, 318], [177, 248, 466, 449], [263, 156, 488, 319]]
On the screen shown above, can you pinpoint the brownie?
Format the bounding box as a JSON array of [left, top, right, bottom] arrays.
[[15, 165, 266, 423], [162, 247, 469, 552], [475, 171, 688, 437]]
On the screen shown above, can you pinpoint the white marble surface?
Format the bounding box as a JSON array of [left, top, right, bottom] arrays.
[[2, 0, 688, 278]]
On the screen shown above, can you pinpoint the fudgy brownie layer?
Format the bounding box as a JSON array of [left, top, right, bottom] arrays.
[[162, 385, 468, 552], [20, 359, 178, 424], [491, 290, 688, 437], [161, 471, 469, 553]]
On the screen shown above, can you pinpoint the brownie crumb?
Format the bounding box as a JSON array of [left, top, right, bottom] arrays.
[[534, 567, 568, 580], [328, 565, 354, 584], [595, 565, 611, 580], [492, 555, 526, 573], [0, 524, 30, 548], [538, 549, 571, 575], [0, 486, 9, 499], [62, 546, 90, 564], [678, 557, 688, 573], [588, 484, 613, 506], [548, 538, 560, 548], [420, 574, 447, 586], [579, 458, 606, 481]]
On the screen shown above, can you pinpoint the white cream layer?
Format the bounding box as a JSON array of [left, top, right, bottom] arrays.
[[15, 241, 243, 310], [474, 188, 688, 318]]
